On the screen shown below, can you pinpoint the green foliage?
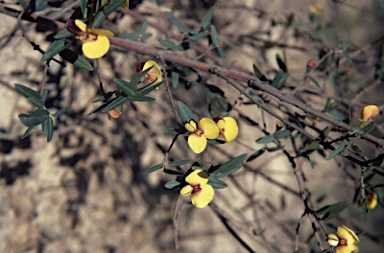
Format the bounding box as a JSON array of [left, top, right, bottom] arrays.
[[59, 49, 94, 71], [54, 29, 74, 39], [118, 33, 138, 40], [210, 25, 220, 46], [52, 105, 71, 117], [308, 75, 322, 91], [201, 6, 215, 30], [28, 97, 45, 108], [104, 0, 127, 14], [164, 180, 181, 189], [143, 163, 164, 174], [166, 12, 188, 35], [41, 39, 72, 63], [92, 11, 106, 28], [169, 159, 191, 167], [316, 200, 350, 221], [207, 178, 228, 189], [210, 153, 247, 178], [19, 109, 49, 127], [256, 135, 274, 144], [15, 84, 41, 99], [177, 101, 197, 123], [273, 129, 292, 140], [326, 141, 349, 160], [34, 0, 47, 12], [159, 40, 176, 49], [246, 148, 266, 162]]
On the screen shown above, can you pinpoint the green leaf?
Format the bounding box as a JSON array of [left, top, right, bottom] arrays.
[[270, 69, 283, 88], [41, 117, 48, 133], [118, 33, 137, 40], [169, 159, 191, 167], [217, 97, 231, 112], [104, 0, 127, 14], [343, 52, 354, 66], [138, 20, 148, 38], [246, 148, 266, 162], [273, 129, 291, 140], [47, 116, 53, 142], [175, 41, 196, 51], [19, 109, 49, 127], [34, 0, 47, 12], [172, 71, 179, 88], [206, 139, 226, 144], [59, 49, 93, 71], [115, 79, 136, 95], [210, 25, 220, 46], [207, 178, 228, 189], [158, 39, 176, 49], [166, 12, 188, 35], [217, 46, 225, 60], [326, 141, 349, 160], [41, 89, 48, 103], [201, 6, 215, 30], [15, 84, 41, 99], [267, 146, 285, 152], [131, 66, 153, 85], [41, 39, 71, 62], [253, 64, 267, 81], [256, 135, 274, 144], [177, 101, 197, 123], [143, 163, 164, 174], [54, 29, 74, 39], [87, 103, 108, 116], [275, 73, 290, 89], [141, 33, 152, 40], [276, 54, 287, 72], [52, 104, 71, 117], [21, 126, 35, 139], [126, 94, 156, 102], [28, 97, 45, 108], [210, 153, 247, 178], [17, 0, 28, 9], [191, 31, 208, 41], [91, 11, 106, 28], [164, 180, 181, 189], [80, 0, 87, 18], [307, 75, 322, 91], [164, 128, 179, 135], [101, 97, 128, 112], [316, 200, 350, 221], [138, 81, 163, 95]]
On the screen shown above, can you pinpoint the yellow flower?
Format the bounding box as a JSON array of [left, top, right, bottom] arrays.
[[367, 192, 378, 210], [361, 105, 379, 122], [327, 225, 359, 253], [108, 105, 122, 119], [67, 20, 114, 59], [180, 169, 214, 208], [215, 117, 238, 142], [121, 0, 129, 9], [185, 118, 220, 154], [136, 60, 162, 86]]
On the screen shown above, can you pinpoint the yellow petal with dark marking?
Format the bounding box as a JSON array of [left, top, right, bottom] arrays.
[[188, 133, 207, 154], [199, 118, 219, 139], [191, 184, 214, 208], [82, 35, 110, 59], [75, 19, 88, 32]]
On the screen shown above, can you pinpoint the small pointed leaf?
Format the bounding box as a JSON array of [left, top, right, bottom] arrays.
[[52, 105, 71, 117], [143, 163, 164, 174]]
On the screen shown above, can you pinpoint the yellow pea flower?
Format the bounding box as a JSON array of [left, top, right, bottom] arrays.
[[367, 192, 378, 210], [360, 105, 379, 122], [215, 117, 238, 142], [185, 118, 220, 154], [180, 169, 214, 208], [136, 60, 162, 86], [108, 105, 122, 119], [327, 225, 359, 253], [67, 20, 114, 59]]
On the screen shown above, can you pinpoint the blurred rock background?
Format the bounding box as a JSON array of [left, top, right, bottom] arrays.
[[0, 0, 383, 252]]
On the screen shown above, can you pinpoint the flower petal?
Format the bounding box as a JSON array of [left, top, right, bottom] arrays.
[[191, 184, 214, 208], [198, 118, 219, 139], [185, 169, 209, 186], [185, 120, 197, 132], [121, 0, 130, 9], [217, 117, 238, 142], [367, 192, 378, 209], [143, 60, 162, 85], [74, 19, 88, 32], [361, 105, 379, 121], [108, 109, 121, 119], [82, 35, 110, 59], [336, 225, 359, 253], [87, 28, 114, 37], [180, 185, 193, 196], [188, 133, 207, 154], [327, 234, 339, 247]]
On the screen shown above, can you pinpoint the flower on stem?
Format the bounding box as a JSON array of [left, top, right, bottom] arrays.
[[108, 105, 122, 119], [214, 117, 238, 142], [67, 20, 114, 59], [185, 118, 220, 154], [180, 169, 214, 208], [360, 105, 379, 122], [367, 192, 378, 210], [327, 225, 359, 253], [136, 60, 162, 86]]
